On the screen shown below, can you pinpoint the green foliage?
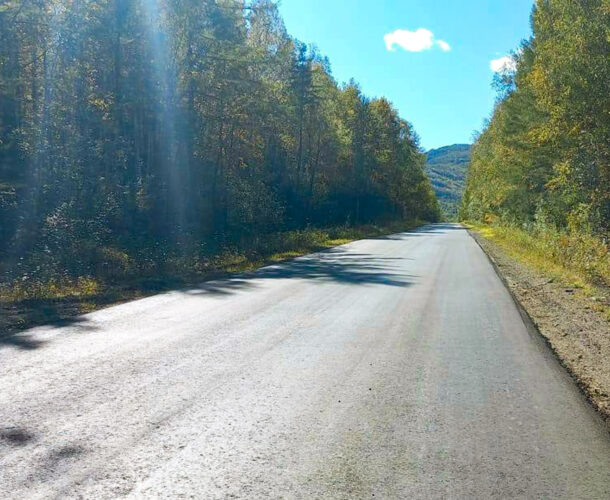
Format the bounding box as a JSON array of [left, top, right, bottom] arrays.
[[467, 221, 610, 293], [461, 0, 610, 238], [425, 144, 471, 219], [0, 0, 440, 289]]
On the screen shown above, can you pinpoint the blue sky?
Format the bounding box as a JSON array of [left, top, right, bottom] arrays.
[[278, 0, 534, 150]]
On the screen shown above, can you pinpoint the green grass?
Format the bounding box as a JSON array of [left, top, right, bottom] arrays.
[[465, 221, 610, 319]]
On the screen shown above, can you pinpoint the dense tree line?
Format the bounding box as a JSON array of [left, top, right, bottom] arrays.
[[0, 0, 439, 279], [461, 0, 610, 238]]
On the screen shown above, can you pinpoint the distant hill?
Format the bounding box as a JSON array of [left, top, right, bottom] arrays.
[[425, 144, 471, 219]]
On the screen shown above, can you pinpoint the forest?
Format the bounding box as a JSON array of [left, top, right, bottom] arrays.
[[0, 0, 440, 295], [425, 144, 470, 219], [461, 0, 610, 286]]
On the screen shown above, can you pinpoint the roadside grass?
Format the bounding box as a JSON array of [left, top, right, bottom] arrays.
[[464, 221, 610, 320], [0, 220, 425, 333]]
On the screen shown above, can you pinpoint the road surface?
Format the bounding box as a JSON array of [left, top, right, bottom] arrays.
[[1, 223, 610, 499]]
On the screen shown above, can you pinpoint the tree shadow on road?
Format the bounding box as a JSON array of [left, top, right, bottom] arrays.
[[0, 307, 102, 351], [370, 222, 463, 240], [185, 246, 417, 297], [0, 427, 37, 447], [2, 244, 418, 349]]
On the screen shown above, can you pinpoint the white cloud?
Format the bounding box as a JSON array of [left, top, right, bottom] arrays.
[[490, 55, 517, 73], [436, 40, 451, 52], [384, 28, 450, 53]]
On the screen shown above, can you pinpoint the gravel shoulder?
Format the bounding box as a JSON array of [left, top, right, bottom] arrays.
[[470, 229, 610, 423]]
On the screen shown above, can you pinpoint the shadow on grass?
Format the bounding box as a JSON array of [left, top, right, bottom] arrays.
[[0, 225, 453, 349]]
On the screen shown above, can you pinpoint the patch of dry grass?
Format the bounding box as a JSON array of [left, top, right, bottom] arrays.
[[1, 277, 100, 303], [465, 221, 610, 320]]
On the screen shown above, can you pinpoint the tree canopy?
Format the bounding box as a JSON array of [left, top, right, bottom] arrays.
[[0, 0, 439, 279], [461, 0, 610, 237]]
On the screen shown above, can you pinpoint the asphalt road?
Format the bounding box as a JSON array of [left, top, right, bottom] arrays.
[[2, 223, 610, 499]]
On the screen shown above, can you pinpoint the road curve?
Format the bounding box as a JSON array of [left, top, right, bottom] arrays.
[[1, 223, 610, 499]]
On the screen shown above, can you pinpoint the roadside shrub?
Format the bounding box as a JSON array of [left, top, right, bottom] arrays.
[[490, 223, 610, 288]]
